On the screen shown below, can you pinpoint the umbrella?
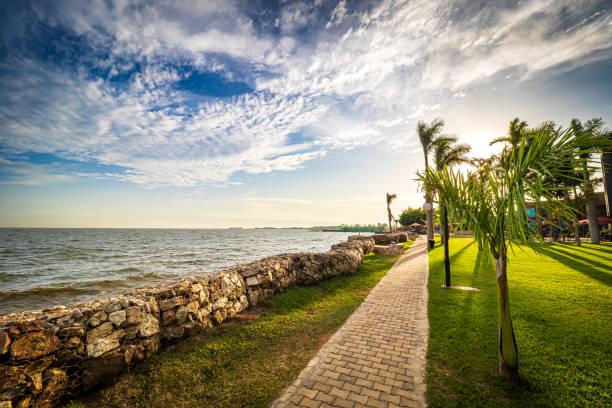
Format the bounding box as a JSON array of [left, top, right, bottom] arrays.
[[578, 219, 589, 225], [409, 223, 424, 228]]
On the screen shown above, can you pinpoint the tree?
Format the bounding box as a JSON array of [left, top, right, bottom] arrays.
[[419, 125, 591, 378], [386, 193, 397, 232], [399, 208, 426, 226], [571, 118, 605, 244], [489, 117, 528, 149], [417, 118, 446, 244], [431, 135, 471, 287]]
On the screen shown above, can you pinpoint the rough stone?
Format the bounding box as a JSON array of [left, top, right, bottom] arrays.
[[148, 297, 159, 314], [119, 297, 130, 308], [175, 307, 188, 324], [138, 313, 159, 337], [0, 330, 10, 354], [88, 310, 107, 327], [159, 296, 185, 311], [125, 306, 143, 324], [246, 276, 259, 286], [162, 310, 175, 326], [108, 309, 126, 327], [212, 297, 228, 311], [57, 325, 84, 338], [0, 401, 11, 408], [104, 302, 121, 313], [161, 326, 184, 340], [37, 368, 68, 408], [82, 348, 125, 392], [185, 301, 198, 314], [198, 290, 209, 304], [16, 396, 31, 408], [212, 309, 227, 325], [11, 330, 58, 361], [86, 329, 124, 358], [86, 321, 113, 343]]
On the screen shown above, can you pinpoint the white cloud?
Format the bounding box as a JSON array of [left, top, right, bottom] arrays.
[[1, 0, 610, 187]]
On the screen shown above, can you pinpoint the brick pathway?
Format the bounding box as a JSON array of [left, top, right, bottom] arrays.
[[271, 237, 430, 408]]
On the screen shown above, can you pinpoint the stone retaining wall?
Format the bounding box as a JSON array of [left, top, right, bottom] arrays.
[[371, 232, 409, 245], [0, 236, 375, 408]]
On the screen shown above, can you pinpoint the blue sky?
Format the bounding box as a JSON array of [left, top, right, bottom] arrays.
[[0, 0, 611, 227]]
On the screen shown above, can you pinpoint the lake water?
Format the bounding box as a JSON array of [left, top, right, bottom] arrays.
[[0, 228, 355, 315]]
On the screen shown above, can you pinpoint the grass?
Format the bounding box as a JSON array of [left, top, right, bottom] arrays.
[[426, 238, 612, 407], [65, 243, 411, 408]]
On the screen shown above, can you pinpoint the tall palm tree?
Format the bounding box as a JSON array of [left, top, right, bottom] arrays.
[[602, 132, 612, 225], [490, 117, 529, 149], [432, 136, 471, 287], [417, 118, 446, 244], [571, 118, 603, 244], [386, 193, 397, 233]]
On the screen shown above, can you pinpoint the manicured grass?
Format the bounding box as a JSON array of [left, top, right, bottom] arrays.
[[426, 238, 612, 407], [65, 244, 410, 408]]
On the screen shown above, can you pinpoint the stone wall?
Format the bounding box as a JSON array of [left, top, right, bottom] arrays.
[[370, 232, 409, 245], [0, 236, 375, 408]]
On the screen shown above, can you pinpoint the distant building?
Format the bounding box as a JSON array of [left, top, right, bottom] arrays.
[[526, 191, 607, 220]]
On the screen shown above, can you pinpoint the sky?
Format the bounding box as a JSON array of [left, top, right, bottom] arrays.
[[0, 0, 611, 228]]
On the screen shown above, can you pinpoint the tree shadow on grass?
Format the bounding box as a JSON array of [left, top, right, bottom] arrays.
[[536, 246, 612, 287], [547, 243, 612, 265]]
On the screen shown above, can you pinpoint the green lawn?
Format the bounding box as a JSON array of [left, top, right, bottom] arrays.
[[65, 244, 409, 408], [426, 238, 612, 407]]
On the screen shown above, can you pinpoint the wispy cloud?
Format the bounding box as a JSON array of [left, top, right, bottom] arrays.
[[0, 0, 610, 187]]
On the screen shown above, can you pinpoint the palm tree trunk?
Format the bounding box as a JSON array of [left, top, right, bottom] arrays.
[[602, 151, 611, 227], [387, 207, 393, 233], [443, 204, 450, 287], [493, 247, 519, 379], [535, 203, 542, 236], [425, 155, 434, 243], [583, 161, 600, 244]]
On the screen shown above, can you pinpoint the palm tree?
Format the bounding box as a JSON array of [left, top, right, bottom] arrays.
[[417, 118, 446, 244], [571, 118, 603, 244], [386, 193, 397, 233], [419, 125, 587, 378], [602, 132, 612, 226], [431, 136, 471, 287], [489, 117, 529, 149]]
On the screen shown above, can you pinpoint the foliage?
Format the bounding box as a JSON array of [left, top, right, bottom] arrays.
[[399, 207, 426, 226], [426, 238, 612, 407]]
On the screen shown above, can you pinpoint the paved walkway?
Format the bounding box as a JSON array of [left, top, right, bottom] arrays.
[[271, 237, 430, 408]]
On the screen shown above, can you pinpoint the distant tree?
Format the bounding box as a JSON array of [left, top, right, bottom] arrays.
[[386, 193, 397, 232], [399, 208, 426, 226]]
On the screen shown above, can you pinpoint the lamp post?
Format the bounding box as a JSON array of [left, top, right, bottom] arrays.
[[423, 202, 435, 249]]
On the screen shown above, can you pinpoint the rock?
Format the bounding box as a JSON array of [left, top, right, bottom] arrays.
[[30, 371, 43, 392], [148, 297, 159, 314], [162, 310, 175, 326], [58, 325, 84, 338], [138, 313, 159, 337], [119, 297, 130, 308], [198, 290, 209, 304], [159, 297, 185, 311], [0, 401, 12, 408], [82, 348, 125, 391], [11, 330, 59, 361], [0, 330, 10, 354], [86, 322, 113, 343], [66, 336, 81, 349], [16, 396, 31, 408], [104, 302, 121, 313], [212, 309, 227, 325], [37, 368, 68, 408], [175, 307, 187, 324], [374, 244, 404, 256], [246, 276, 259, 286], [71, 310, 84, 321], [185, 301, 198, 314], [88, 310, 107, 327], [86, 329, 124, 358], [191, 283, 203, 292], [0, 365, 28, 398], [161, 326, 184, 340], [125, 306, 142, 324], [108, 310, 126, 327], [212, 297, 228, 311]]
